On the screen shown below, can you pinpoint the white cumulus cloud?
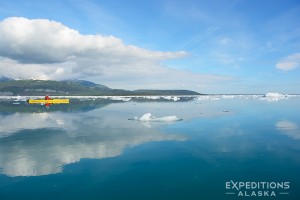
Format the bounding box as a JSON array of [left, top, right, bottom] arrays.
[[0, 17, 185, 76], [0, 17, 233, 91], [276, 53, 300, 71]]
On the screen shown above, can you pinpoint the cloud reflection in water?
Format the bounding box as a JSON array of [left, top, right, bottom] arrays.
[[0, 108, 185, 177], [276, 120, 300, 140]]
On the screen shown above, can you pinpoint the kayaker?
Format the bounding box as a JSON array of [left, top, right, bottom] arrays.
[[45, 95, 51, 100]]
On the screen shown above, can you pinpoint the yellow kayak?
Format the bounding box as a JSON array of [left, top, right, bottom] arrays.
[[28, 99, 70, 104]]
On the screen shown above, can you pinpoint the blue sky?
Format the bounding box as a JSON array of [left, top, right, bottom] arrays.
[[0, 0, 299, 94]]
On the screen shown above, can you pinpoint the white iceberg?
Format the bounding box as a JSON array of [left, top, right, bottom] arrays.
[[265, 92, 286, 98], [109, 96, 131, 101], [162, 96, 180, 101], [130, 113, 182, 122], [259, 92, 288, 102]]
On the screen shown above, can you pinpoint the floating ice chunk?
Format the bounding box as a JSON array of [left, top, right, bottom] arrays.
[[195, 95, 220, 101], [173, 96, 180, 101], [139, 113, 153, 121], [109, 96, 132, 101], [140, 113, 182, 122], [195, 96, 209, 100], [162, 96, 180, 101], [265, 92, 286, 98], [259, 92, 288, 102], [221, 95, 235, 99], [11, 95, 27, 101], [128, 116, 139, 120], [141, 96, 161, 100], [131, 113, 182, 122]]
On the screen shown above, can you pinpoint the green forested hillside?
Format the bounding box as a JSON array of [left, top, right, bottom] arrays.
[[0, 79, 200, 96]]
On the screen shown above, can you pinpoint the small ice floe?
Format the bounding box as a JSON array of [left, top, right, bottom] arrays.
[[265, 92, 287, 98], [109, 96, 132, 101], [162, 96, 180, 101], [195, 95, 220, 101], [259, 92, 288, 102], [221, 95, 235, 99], [129, 113, 182, 122], [11, 95, 27, 102]]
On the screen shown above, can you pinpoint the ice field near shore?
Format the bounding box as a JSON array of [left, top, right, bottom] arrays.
[[1, 92, 299, 102]]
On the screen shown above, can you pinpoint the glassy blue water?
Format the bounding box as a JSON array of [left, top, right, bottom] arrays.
[[0, 96, 299, 199]]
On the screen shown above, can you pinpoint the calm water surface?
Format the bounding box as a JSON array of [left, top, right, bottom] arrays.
[[0, 96, 299, 200]]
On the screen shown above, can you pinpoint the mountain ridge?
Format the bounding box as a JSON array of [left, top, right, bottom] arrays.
[[0, 78, 201, 96]]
